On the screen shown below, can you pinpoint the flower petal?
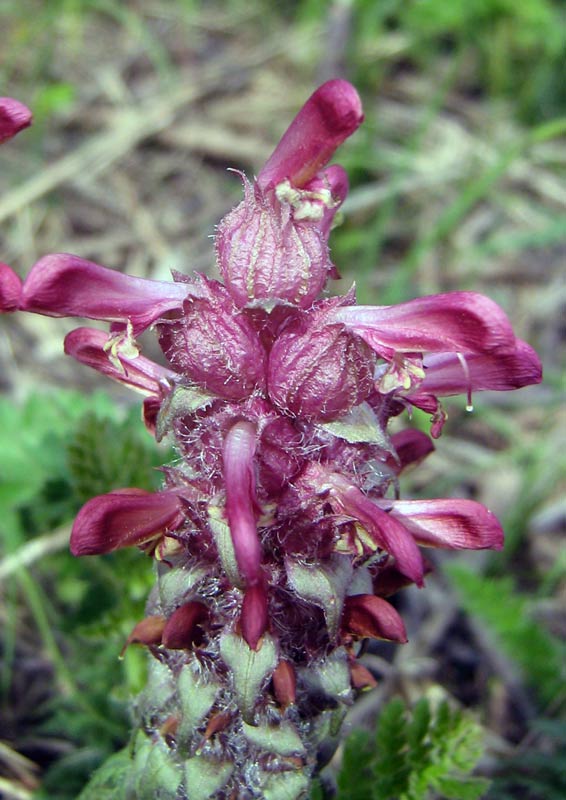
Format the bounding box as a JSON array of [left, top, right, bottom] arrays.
[[420, 341, 543, 396], [240, 582, 268, 651], [0, 97, 32, 143], [21, 254, 195, 333], [223, 421, 262, 584], [332, 292, 516, 357], [70, 489, 185, 556], [342, 594, 408, 643], [257, 79, 363, 191], [390, 429, 435, 472], [64, 327, 175, 395], [389, 498, 504, 550], [325, 474, 424, 585], [162, 602, 209, 649], [0, 262, 22, 311]]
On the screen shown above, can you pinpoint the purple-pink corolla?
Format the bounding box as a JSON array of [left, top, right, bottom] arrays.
[[0, 97, 32, 312], [16, 81, 541, 798], [0, 97, 31, 144]]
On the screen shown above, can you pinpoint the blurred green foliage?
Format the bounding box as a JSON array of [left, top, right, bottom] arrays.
[[0, 390, 167, 798], [296, 0, 566, 121], [447, 566, 566, 707]]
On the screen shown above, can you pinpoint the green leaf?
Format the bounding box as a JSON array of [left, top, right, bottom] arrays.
[[67, 411, 161, 502], [447, 565, 566, 704], [336, 695, 489, 800], [337, 729, 374, 800], [76, 747, 132, 800]]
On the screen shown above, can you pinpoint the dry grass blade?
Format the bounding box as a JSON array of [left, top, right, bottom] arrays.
[[0, 526, 71, 581], [0, 36, 303, 225]]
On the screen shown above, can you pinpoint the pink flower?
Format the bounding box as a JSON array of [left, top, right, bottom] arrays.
[[0, 97, 32, 144], [256, 79, 363, 192], [0, 262, 22, 312], [0, 98, 32, 311], [20, 254, 196, 334], [222, 420, 262, 585], [70, 489, 186, 556], [215, 80, 363, 308], [64, 326, 175, 396], [331, 291, 517, 359]]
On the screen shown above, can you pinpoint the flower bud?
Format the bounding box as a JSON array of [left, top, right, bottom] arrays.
[[268, 321, 376, 422], [216, 80, 363, 309], [157, 280, 267, 400], [341, 594, 407, 643], [215, 176, 335, 309], [161, 602, 209, 650]]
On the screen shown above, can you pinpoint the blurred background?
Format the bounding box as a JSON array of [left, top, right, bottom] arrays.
[[1, 1, 565, 798]]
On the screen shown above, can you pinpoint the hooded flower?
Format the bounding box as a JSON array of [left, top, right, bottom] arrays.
[[215, 80, 363, 308], [0, 98, 32, 312], [0, 97, 32, 144], [0, 262, 22, 312]]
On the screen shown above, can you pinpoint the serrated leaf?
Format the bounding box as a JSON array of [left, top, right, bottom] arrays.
[[76, 747, 132, 800], [447, 565, 565, 704], [336, 696, 490, 800], [435, 776, 490, 800], [67, 412, 160, 502], [337, 729, 374, 800]]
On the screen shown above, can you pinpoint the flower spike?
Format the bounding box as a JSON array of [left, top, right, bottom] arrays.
[[11, 80, 543, 799]]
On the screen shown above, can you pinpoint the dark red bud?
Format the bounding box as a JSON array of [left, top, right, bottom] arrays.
[[161, 601, 209, 650], [121, 615, 166, 656], [240, 582, 268, 651], [342, 594, 407, 643], [201, 711, 232, 743], [272, 660, 297, 708], [349, 660, 378, 691]]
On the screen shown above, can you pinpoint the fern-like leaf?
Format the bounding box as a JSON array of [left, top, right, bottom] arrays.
[[335, 695, 489, 800]]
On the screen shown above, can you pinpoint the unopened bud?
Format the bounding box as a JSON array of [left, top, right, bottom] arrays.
[[157, 279, 266, 400], [215, 176, 336, 309], [268, 322, 376, 422]]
